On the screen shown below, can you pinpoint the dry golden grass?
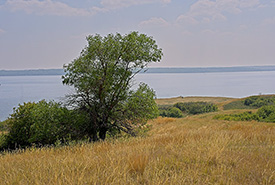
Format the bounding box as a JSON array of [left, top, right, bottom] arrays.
[[1, 115, 275, 184]]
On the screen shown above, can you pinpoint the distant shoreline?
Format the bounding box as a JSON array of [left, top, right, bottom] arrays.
[[1, 66, 275, 76]]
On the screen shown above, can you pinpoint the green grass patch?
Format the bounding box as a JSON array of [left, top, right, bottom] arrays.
[[223, 100, 253, 110]]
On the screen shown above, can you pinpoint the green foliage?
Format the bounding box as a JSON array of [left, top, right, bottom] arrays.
[[214, 105, 275, 123], [159, 107, 183, 118], [0, 120, 8, 131], [159, 102, 218, 118], [62, 32, 163, 141], [257, 105, 275, 122], [111, 83, 159, 135], [0, 134, 5, 149], [224, 95, 275, 110], [174, 102, 218, 115], [0, 100, 87, 150], [244, 95, 275, 108]]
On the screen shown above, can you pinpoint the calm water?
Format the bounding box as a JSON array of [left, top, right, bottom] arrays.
[[1, 71, 275, 121]]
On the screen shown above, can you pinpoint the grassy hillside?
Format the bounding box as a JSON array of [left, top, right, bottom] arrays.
[[0, 97, 274, 184], [156, 96, 235, 110]]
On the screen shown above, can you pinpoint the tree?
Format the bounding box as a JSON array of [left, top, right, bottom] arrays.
[[62, 32, 163, 141]]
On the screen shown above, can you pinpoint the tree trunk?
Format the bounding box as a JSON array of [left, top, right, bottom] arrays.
[[99, 126, 108, 140], [88, 119, 99, 142], [88, 128, 98, 142]]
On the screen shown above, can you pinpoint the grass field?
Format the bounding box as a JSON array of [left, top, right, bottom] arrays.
[[0, 97, 274, 184]]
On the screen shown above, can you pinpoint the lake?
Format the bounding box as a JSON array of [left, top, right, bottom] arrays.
[[1, 71, 275, 121]]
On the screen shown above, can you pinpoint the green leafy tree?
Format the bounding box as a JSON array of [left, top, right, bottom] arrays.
[[62, 32, 162, 141]]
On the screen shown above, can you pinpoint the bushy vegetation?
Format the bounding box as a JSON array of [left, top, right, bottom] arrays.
[[159, 102, 218, 118], [244, 95, 275, 108], [174, 102, 218, 115], [1, 98, 157, 151], [224, 95, 275, 110], [215, 105, 275, 123], [0, 100, 88, 151], [159, 107, 183, 118]]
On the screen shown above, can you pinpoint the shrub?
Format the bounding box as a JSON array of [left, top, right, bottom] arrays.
[[0, 100, 87, 151], [159, 107, 183, 118], [174, 102, 218, 115], [167, 107, 184, 118], [257, 105, 275, 122], [244, 95, 275, 108]]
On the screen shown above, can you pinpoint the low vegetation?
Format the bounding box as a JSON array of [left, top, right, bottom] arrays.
[[159, 101, 218, 118], [224, 95, 275, 110], [0, 101, 88, 150], [215, 105, 275, 123]]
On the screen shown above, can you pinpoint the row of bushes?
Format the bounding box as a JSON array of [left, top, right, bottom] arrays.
[[159, 102, 218, 118], [214, 105, 275, 123]]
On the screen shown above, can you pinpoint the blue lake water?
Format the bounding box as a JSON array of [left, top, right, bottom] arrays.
[[1, 71, 275, 121]]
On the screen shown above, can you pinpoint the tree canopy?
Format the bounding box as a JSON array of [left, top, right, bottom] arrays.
[[62, 31, 163, 141]]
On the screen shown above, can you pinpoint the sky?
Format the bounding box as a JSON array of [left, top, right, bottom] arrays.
[[0, 0, 275, 70]]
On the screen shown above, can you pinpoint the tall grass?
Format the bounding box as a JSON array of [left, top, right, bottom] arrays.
[[0, 115, 274, 184]]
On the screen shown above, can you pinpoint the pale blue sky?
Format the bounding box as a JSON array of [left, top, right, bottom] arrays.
[[0, 0, 275, 69]]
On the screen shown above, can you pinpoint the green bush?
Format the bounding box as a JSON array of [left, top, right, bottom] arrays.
[[174, 102, 218, 115], [257, 105, 275, 122], [168, 107, 184, 118], [0, 100, 88, 151], [159, 107, 183, 118]]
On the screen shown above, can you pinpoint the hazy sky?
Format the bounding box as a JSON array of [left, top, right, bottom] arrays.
[[0, 0, 275, 70]]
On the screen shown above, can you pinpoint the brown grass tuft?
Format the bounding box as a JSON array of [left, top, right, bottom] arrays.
[[128, 154, 149, 175]]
